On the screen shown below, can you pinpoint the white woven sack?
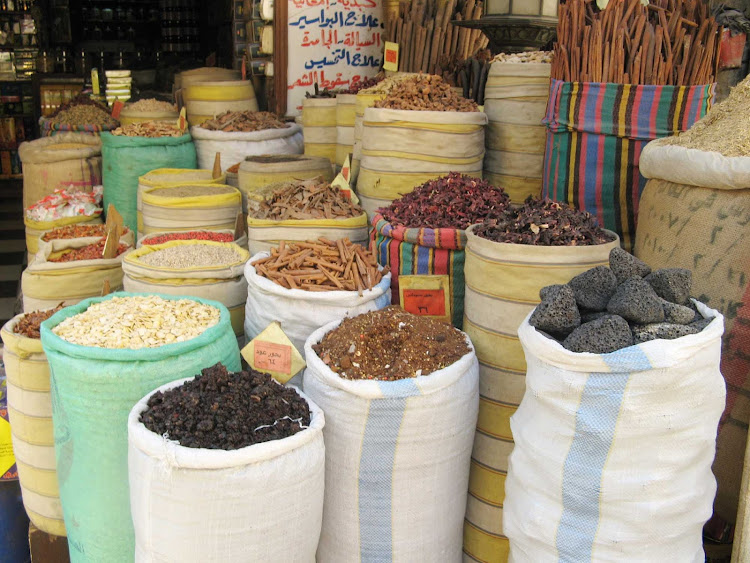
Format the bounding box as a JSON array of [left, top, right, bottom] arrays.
[[504, 301, 726, 562], [243, 252, 391, 354], [302, 319, 479, 563], [190, 124, 303, 172], [128, 377, 325, 563]]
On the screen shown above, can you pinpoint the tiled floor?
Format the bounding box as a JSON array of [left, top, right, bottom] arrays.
[[0, 179, 24, 329]]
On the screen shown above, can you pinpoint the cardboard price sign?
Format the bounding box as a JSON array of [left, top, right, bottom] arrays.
[[254, 341, 292, 374], [384, 42, 399, 72], [102, 204, 124, 259], [111, 100, 125, 120], [399, 275, 452, 323]]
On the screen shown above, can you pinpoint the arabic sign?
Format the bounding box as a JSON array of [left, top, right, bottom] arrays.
[[287, 0, 384, 116]]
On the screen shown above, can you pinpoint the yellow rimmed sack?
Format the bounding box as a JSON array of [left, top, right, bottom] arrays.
[[121, 240, 250, 336], [137, 229, 248, 250], [21, 231, 135, 312], [358, 107, 487, 216], [461, 224, 619, 563], [140, 184, 242, 236], [302, 98, 337, 164], [136, 168, 224, 234], [24, 214, 103, 257], [1, 314, 66, 537], [336, 94, 356, 167], [182, 80, 259, 126], [352, 91, 386, 184], [119, 107, 178, 127]]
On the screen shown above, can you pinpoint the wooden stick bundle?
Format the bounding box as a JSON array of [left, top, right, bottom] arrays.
[[551, 0, 721, 85]]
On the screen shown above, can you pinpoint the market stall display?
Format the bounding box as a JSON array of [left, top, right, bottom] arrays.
[[190, 111, 303, 173], [24, 186, 103, 257], [182, 80, 259, 127], [41, 98, 119, 136], [245, 179, 368, 254], [636, 76, 750, 542], [40, 293, 241, 562], [128, 363, 324, 561], [244, 238, 391, 355], [1, 307, 66, 537], [373, 172, 511, 327], [119, 99, 179, 127], [302, 95, 338, 165], [543, 0, 719, 251], [358, 74, 486, 216], [303, 308, 479, 561], [123, 240, 250, 336], [19, 133, 102, 210], [504, 252, 725, 560], [462, 199, 619, 562]]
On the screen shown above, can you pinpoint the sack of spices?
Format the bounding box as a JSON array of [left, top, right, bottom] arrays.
[[303, 308, 479, 562], [137, 229, 247, 250], [101, 131, 197, 234], [302, 97, 337, 165], [40, 293, 241, 562], [122, 240, 250, 337], [244, 239, 391, 357], [22, 230, 135, 312], [504, 263, 725, 560], [635, 77, 750, 540], [140, 183, 242, 238], [1, 307, 66, 537], [127, 364, 325, 561]]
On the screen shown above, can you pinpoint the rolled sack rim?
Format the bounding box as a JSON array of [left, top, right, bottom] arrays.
[[40, 291, 233, 362], [100, 131, 194, 147], [303, 317, 478, 400], [127, 379, 325, 470], [371, 213, 468, 249], [189, 122, 302, 142], [362, 106, 489, 125], [1, 314, 45, 356]]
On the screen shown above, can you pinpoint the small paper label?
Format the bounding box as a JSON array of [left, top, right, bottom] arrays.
[[0, 408, 17, 481], [111, 99, 125, 119], [402, 289, 446, 317], [177, 107, 187, 132], [384, 42, 399, 71], [341, 155, 351, 182], [254, 341, 292, 375]]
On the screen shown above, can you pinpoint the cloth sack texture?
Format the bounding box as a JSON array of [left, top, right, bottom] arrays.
[[24, 214, 102, 257]]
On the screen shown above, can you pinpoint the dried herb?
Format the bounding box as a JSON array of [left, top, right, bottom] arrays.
[[304, 83, 339, 99], [13, 305, 64, 339], [377, 172, 510, 229], [474, 197, 615, 246], [250, 179, 363, 221], [345, 75, 385, 94]]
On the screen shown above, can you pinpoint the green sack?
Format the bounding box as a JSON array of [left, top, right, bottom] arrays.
[[101, 132, 197, 235], [40, 292, 241, 563]]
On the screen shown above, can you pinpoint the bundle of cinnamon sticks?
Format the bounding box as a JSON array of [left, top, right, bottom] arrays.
[[552, 0, 722, 85], [385, 0, 489, 74]]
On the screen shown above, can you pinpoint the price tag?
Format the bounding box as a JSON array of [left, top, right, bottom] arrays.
[[399, 275, 452, 322], [0, 407, 17, 481], [384, 42, 399, 72], [241, 56, 247, 80], [241, 321, 306, 384], [101, 279, 111, 296], [111, 99, 125, 120], [341, 155, 351, 183], [91, 69, 100, 95], [212, 152, 222, 179], [102, 204, 124, 259], [177, 107, 187, 133], [254, 341, 292, 374]]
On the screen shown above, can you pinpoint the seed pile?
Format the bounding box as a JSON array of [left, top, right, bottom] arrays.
[[492, 51, 552, 64], [140, 363, 311, 450], [142, 231, 234, 245], [49, 104, 118, 127], [13, 306, 63, 339], [42, 224, 107, 241], [48, 239, 129, 262], [530, 248, 711, 353], [252, 238, 388, 293], [152, 185, 236, 198], [139, 244, 242, 269], [125, 99, 177, 113], [313, 306, 470, 380], [199, 111, 286, 132], [664, 75, 750, 156], [112, 121, 182, 137], [251, 179, 362, 221], [378, 173, 510, 229], [474, 197, 614, 246], [49, 94, 108, 118], [374, 74, 478, 112], [52, 295, 220, 348]]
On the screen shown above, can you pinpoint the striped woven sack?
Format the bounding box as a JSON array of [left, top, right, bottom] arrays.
[[542, 79, 714, 251], [40, 118, 118, 137], [372, 214, 466, 328]]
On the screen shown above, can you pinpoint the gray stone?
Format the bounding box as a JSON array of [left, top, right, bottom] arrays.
[[646, 268, 692, 305], [569, 266, 618, 311], [539, 284, 566, 301], [529, 285, 581, 336], [609, 247, 651, 283], [581, 310, 610, 323], [632, 322, 700, 344], [661, 300, 695, 325], [607, 277, 666, 324], [563, 315, 634, 354], [689, 317, 713, 332]]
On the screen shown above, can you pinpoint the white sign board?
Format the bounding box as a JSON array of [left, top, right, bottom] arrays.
[[286, 0, 384, 116]]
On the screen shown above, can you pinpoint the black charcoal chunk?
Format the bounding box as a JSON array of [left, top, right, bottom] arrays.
[[569, 266, 618, 311], [646, 268, 692, 305], [609, 247, 651, 283], [607, 277, 666, 324], [563, 315, 633, 354], [581, 310, 611, 323], [661, 300, 695, 325], [689, 317, 713, 332], [539, 284, 566, 301], [632, 322, 699, 344], [529, 285, 581, 336]]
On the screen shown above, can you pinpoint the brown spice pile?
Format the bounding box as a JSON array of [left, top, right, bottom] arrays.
[[49, 239, 129, 262], [663, 76, 750, 156], [374, 74, 478, 112], [112, 121, 183, 137], [13, 306, 64, 338], [125, 99, 177, 113], [313, 306, 470, 380], [42, 224, 129, 241], [50, 104, 118, 127], [250, 179, 362, 220], [199, 111, 286, 132]]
